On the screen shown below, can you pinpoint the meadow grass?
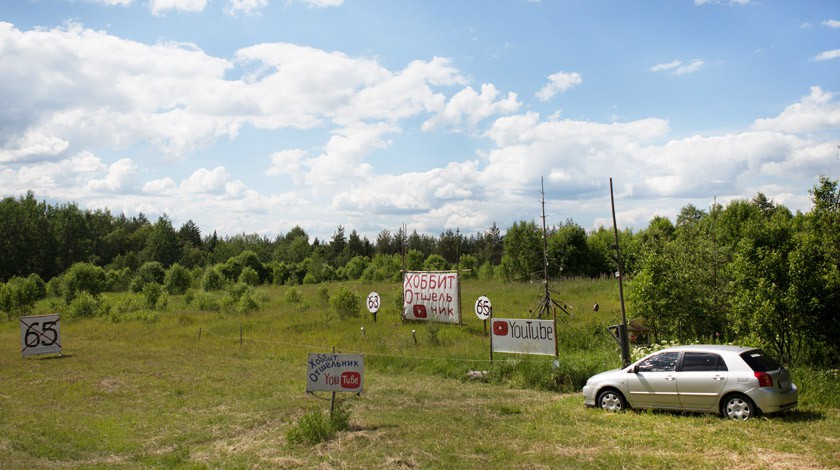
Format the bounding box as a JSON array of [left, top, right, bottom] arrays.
[[0, 278, 837, 469]]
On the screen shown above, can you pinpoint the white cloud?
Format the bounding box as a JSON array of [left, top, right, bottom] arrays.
[[301, 0, 344, 6], [535, 71, 582, 101], [91, 0, 134, 5], [180, 167, 231, 194], [226, 0, 269, 16], [815, 49, 840, 61], [651, 59, 704, 75], [266, 149, 307, 177], [823, 19, 840, 28], [752, 86, 840, 133], [150, 0, 207, 15], [0, 131, 69, 163], [422, 83, 520, 131], [86, 158, 138, 193], [650, 60, 681, 72]]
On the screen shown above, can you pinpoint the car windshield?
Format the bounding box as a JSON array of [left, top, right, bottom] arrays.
[[739, 349, 782, 372]]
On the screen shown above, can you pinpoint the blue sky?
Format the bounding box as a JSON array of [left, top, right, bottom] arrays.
[[1, 0, 839, 241]]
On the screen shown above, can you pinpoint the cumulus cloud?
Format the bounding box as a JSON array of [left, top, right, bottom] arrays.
[[422, 83, 520, 131], [0, 131, 69, 163], [86, 158, 138, 193], [225, 0, 269, 16], [535, 71, 582, 101], [752, 86, 840, 133], [823, 19, 840, 28]]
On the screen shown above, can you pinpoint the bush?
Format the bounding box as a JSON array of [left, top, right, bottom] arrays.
[[238, 267, 259, 286], [285, 403, 351, 446], [0, 275, 46, 320], [164, 263, 192, 295], [67, 291, 109, 318], [133, 262, 166, 291], [63, 262, 106, 304], [142, 283, 167, 310], [284, 287, 302, 304], [189, 290, 221, 312], [330, 286, 360, 320], [423, 254, 449, 271], [106, 267, 132, 292], [201, 266, 225, 291]]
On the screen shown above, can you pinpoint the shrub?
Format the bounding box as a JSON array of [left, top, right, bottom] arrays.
[[106, 267, 132, 292], [189, 290, 221, 312], [142, 283, 167, 311], [284, 287, 302, 304], [164, 263, 192, 295], [238, 266, 259, 286], [317, 285, 330, 305], [67, 291, 109, 318], [330, 286, 360, 320], [423, 254, 449, 271], [63, 263, 107, 304], [201, 266, 225, 291], [134, 262, 166, 289], [285, 403, 351, 446]]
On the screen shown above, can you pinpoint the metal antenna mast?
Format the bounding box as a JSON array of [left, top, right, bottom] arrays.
[[533, 177, 572, 319]]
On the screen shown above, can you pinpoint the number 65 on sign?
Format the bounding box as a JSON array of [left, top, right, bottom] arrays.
[[21, 314, 62, 357]]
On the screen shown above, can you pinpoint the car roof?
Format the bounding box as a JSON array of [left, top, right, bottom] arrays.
[[660, 344, 755, 354]]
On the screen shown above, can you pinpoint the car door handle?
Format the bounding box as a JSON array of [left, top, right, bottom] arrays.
[[713, 376, 725, 381], [665, 376, 676, 381]]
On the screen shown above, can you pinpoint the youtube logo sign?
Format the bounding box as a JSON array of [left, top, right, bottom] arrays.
[[493, 320, 508, 336]]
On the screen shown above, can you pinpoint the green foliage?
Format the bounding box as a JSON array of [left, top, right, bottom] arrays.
[[361, 254, 402, 282], [188, 290, 221, 312], [238, 266, 259, 286], [141, 283, 167, 311], [67, 290, 109, 318], [0, 274, 46, 319], [330, 285, 360, 320], [338, 256, 369, 280], [201, 265, 225, 291], [63, 262, 107, 304], [164, 263, 192, 295], [459, 254, 477, 279], [423, 254, 448, 271], [284, 286, 302, 304], [500, 220, 541, 282], [132, 261, 166, 293], [285, 404, 352, 446]]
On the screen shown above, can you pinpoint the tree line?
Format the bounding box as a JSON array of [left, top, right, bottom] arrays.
[[1, 176, 837, 366]]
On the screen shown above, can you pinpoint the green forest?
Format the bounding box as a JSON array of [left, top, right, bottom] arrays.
[[1, 176, 838, 367]]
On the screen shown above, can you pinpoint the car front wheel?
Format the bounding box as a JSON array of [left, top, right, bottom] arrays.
[[722, 394, 757, 421], [597, 389, 626, 412]]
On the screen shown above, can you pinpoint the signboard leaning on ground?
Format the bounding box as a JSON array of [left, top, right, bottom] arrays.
[[20, 314, 62, 357], [402, 271, 460, 324], [306, 353, 364, 393], [491, 318, 557, 356]]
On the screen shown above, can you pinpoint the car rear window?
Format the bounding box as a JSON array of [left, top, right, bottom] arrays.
[[739, 349, 782, 372]]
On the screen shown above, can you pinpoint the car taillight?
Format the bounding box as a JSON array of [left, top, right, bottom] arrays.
[[754, 371, 773, 387]]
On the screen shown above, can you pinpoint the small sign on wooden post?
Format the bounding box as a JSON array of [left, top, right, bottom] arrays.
[[20, 314, 62, 357]]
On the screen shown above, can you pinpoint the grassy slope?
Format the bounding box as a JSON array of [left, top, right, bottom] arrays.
[[0, 279, 838, 469]]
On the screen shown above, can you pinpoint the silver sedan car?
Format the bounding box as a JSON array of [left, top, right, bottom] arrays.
[[582, 345, 798, 420]]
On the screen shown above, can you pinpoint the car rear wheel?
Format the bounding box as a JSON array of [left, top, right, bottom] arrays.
[[722, 394, 757, 421], [597, 389, 626, 412]]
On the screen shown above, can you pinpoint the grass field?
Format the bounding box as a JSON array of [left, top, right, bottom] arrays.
[[1, 279, 838, 469]]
